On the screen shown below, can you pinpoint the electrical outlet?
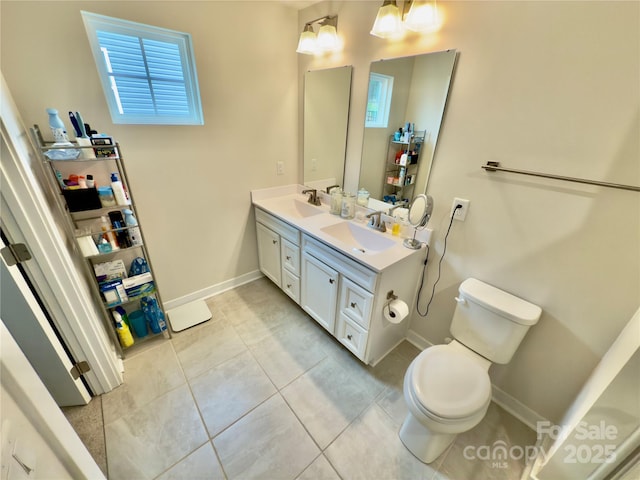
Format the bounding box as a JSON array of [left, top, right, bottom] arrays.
[[451, 198, 470, 221], [276, 161, 284, 175]]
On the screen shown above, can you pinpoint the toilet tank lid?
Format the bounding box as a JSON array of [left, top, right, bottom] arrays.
[[459, 278, 542, 325]]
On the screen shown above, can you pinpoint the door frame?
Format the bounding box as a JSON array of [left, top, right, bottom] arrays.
[[1, 73, 122, 394]]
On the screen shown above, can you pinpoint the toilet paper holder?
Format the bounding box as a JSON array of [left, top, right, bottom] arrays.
[[384, 290, 398, 313]]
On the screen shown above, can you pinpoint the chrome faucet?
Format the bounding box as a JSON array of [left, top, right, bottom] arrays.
[[388, 202, 407, 216], [366, 211, 387, 232], [325, 184, 340, 194], [302, 188, 321, 206]]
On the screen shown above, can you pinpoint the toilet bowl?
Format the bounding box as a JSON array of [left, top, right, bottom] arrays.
[[399, 342, 492, 463], [399, 278, 542, 463]]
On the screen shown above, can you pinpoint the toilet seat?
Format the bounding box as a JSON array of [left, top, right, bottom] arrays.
[[410, 345, 491, 420]]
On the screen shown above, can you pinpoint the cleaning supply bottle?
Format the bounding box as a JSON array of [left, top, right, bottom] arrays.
[[110, 172, 130, 206], [46, 108, 69, 143], [112, 309, 134, 348], [123, 209, 143, 246]]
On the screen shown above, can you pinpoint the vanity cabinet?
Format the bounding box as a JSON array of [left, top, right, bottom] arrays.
[[254, 205, 423, 366], [255, 208, 301, 303]]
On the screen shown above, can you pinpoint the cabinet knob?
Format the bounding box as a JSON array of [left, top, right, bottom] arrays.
[[329, 278, 335, 284], [347, 334, 353, 340], [350, 302, 357, 308], [272, 239, 278, 245], [286, 255, 291, 260], [287, 284, 292, 289]]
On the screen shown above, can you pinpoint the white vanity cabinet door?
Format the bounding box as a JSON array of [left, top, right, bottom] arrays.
[[339, 278, 374, 329], [256, 222, 281, 287], [301, 252, 338, 334]]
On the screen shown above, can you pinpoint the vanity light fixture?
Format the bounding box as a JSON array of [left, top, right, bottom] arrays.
[[370, 0, 404, 39], [296, 15, 340, 55], [370, 0, 440, 39]]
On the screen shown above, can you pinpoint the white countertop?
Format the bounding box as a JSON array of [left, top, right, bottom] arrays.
[[251, 185, 424, 272]]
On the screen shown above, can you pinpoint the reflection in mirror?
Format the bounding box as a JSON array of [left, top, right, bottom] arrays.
[[359, 50, 457, 208], [303, 66, 353, 190]]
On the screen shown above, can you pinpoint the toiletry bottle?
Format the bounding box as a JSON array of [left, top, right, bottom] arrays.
[[86, 174, 95, 188], [123, 209, 143, 246], [100, 215, 119, 250], [113, 310, 134, 348], [108, 211, 131, 248], [110, 173, 130, 206], [46, 108, 69, 143], [341, 193, 355, 219]]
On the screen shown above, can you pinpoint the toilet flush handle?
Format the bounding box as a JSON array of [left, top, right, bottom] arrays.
[[454, 296, 466, 305]]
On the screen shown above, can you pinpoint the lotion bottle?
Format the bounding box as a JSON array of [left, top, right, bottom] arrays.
[[123, 209, 143, 246], [110, 172, 130, 206]]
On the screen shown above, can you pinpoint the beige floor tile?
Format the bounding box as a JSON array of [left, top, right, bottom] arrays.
[[296, 454, 341, 480], [190, 350, 277, 437], [213, 394, 320, 480], [281, 355, 384, 449], [436, 403, 537, 480], [156, 442, 225, 480], [101, 341, 185, 424], [172, 316, 247, 380], [105, 384, 208, 480], [249, 316, 332, 388], [325, 403, 438, 480]]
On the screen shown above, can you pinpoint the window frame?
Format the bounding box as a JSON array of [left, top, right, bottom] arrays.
[[365, 72, 394, 129], [81, 11, 203, 125]]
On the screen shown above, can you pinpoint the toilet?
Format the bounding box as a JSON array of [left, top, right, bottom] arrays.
[[399, 278, 542, 463]]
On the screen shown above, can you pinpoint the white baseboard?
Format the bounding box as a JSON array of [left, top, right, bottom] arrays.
[[163, 270, 264, 311], [406, 329, 547, 430]]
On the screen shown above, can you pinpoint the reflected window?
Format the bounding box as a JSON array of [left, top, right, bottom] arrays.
[[365, 73, 393, 128]]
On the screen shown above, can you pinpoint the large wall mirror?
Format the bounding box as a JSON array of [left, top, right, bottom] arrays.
[[359, 50, 457, 206], [303, 65, 353, 189]]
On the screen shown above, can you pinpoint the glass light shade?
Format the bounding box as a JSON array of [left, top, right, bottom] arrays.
[[317, 24, 339, 52], [405, 1, 439, 32], [296, 26, 317, 55], [370, 1, 404, 39]]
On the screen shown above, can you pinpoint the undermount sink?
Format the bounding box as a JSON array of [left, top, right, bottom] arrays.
[[320, 222, 396, 253], [271, 197, 325, 219]]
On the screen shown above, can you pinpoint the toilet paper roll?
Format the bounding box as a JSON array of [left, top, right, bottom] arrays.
[[384, 299, 409, 324]]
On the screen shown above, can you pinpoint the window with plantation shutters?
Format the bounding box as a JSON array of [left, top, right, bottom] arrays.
[[82, 11, 203, 125]]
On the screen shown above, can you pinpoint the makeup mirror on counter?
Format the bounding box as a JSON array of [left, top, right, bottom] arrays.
[[303, 65, 353, 189], [359, 50, 457, 207]]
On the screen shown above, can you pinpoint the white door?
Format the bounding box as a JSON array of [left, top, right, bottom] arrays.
[[1, 235, 90, 406]]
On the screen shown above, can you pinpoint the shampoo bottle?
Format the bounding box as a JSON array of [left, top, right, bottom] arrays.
[[123, 209, 143, 246], [46, 108, 69, 143], [110, 173, 130, 206]]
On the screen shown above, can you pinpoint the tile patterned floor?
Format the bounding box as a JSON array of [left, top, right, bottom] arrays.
[[70, 277, 538, 479]]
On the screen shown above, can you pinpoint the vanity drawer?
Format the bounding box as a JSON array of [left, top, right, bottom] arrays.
[[281, 239, 300, 275], [339, 277, 373, 329], [282, 269, 300, 304], [336, 312, 368, 360]]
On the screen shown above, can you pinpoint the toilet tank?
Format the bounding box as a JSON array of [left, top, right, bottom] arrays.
[[450, 278, 542, 364]]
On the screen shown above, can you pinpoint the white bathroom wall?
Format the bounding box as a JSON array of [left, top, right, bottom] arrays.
[[297, 1, 639, 423], [1, 0, 299, 302]]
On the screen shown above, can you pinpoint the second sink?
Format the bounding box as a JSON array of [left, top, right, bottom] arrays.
[[320, 222, 396, 253]]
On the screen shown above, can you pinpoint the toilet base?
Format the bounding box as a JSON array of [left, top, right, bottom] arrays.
[[399, 413, 457, 464]]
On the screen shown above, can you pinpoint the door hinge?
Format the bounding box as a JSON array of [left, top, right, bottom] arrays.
[[0, 243, 32, 266], [70, 361, 91, 380]]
